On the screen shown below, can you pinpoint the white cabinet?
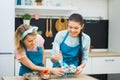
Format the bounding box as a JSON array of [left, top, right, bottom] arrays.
[[0, 54, 14, 78], [82, 57, 92, 74], [15, 59, 21, 76], [46, 58, 53, 68], [91, 57, 120, 74], [0, 0, 14, 53]]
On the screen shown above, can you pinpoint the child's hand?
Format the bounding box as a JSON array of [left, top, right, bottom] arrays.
[[75, 66, 83, 75], [53, 52, 62, 61], [51, 68, 65, 76]]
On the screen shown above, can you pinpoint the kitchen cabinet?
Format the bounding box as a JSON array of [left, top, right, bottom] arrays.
[[0, 0, 15, 79], [0, 54, 14, 78], [91, 57, 120, 74], [46, 58, 53, 68], [0, 0, 14, 53], [82, 57, 92, 74], [15, 59, 20, 76]]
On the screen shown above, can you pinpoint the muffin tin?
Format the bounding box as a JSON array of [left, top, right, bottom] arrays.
[[62, 64, 77, 78]]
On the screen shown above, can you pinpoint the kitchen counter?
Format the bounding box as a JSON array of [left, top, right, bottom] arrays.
[[90, 52, 120, 57], [89, 52, 120, 57], [2, 74, 98, 80], [44, 50, 120, 58]]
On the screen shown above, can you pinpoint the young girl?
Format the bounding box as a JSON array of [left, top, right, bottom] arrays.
[[51, 13, 91, 74], [14, 24, 64, 76]]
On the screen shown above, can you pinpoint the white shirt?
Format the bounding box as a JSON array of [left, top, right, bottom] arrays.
[[51, 30, 91, 63]]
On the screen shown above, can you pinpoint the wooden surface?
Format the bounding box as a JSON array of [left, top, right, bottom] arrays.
[[44, 50, 120, 58], [2, 74, 98, 80], [89, 52, 120, 57]]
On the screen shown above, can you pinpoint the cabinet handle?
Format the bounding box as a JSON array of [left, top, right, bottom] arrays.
[[105, 59, 114, 62]]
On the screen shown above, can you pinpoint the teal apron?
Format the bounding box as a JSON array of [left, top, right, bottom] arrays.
[[53, 32, 80, 68], [19, 46, 44, 76]]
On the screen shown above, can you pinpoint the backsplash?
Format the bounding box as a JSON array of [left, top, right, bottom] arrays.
[[15, 18, 108, 49]]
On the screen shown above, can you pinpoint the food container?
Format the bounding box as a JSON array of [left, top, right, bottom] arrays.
[[61, 64, 77, 78], [23, 71, 40, 80]]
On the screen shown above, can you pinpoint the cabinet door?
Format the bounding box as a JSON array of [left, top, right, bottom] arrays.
[[0, 54, 14, 78], [15, 59, 21, 76], [46, 58, 53, 68], [106, 57, 120, 73], [92, 57, 108, 74], [82, 57, 92, 74], [0, 0, 14, 53], [91, 57, 120, 74]]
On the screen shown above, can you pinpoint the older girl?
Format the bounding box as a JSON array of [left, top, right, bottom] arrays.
[[51, 13, 91, 74]]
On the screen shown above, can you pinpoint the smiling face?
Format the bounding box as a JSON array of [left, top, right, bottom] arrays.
[[68, 21, 84, 37], [23, 33, 37, 50]]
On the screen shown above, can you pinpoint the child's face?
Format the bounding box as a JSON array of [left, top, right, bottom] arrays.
[[23, 34, 37, 49], [68, 21, 84, 37]]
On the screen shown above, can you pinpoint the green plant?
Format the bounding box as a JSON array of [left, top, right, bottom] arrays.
[[35, 0, 42, 2], [22, 13, 31, 20], [37, 31, 42, 35]]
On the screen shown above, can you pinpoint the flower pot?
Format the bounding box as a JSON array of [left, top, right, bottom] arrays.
[[36, 2, 42, 5], [23, 20, 30, 25]]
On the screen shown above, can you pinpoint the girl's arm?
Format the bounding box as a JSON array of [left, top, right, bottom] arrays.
[[42, 47, 46, 66], [19, 56, 47, 71]]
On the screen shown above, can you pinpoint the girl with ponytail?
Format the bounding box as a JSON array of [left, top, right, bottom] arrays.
[[51, 13, 91, 74]]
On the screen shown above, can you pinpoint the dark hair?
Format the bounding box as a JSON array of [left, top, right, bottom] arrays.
[[69, 13, 84, 65], [68, 13, 84, 25]]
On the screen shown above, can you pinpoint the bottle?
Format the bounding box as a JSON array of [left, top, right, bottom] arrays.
[[25, 0, 32, 5], [17, 0, 21, 5]]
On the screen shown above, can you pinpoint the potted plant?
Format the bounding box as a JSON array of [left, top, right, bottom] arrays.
[[35, 0, 42, 6], [37, 31, 42, 35], [22, 13, 32, 25]]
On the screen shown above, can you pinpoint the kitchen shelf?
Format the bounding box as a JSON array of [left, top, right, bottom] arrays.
[[15, 5, 78, 17]]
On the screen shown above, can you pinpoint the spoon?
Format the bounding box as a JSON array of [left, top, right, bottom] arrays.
[[45, 18, 49, 37]]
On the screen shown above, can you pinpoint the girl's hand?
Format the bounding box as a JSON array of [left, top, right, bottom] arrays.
[[53, 52, 62, 61], [75, 66, 83, 75], [51, 68, 65, 76]]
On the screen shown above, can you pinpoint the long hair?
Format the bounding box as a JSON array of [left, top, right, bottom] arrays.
[[14, 24, 37, 53], [68, 13, 84, 65]]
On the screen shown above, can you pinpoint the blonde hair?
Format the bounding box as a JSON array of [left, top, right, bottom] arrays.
[[15, 24, 37, 53]]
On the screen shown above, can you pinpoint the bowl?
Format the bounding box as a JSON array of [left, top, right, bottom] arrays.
[[23, 71, 41, 80]]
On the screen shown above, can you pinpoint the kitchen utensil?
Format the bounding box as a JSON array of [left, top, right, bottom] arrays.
[[55, 17, 68, 31], [49, 17, 53, 37], [45, 18, 49, 37]]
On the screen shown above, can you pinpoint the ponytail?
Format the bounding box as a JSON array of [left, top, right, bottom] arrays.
[[78, 31, 83, 65]]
